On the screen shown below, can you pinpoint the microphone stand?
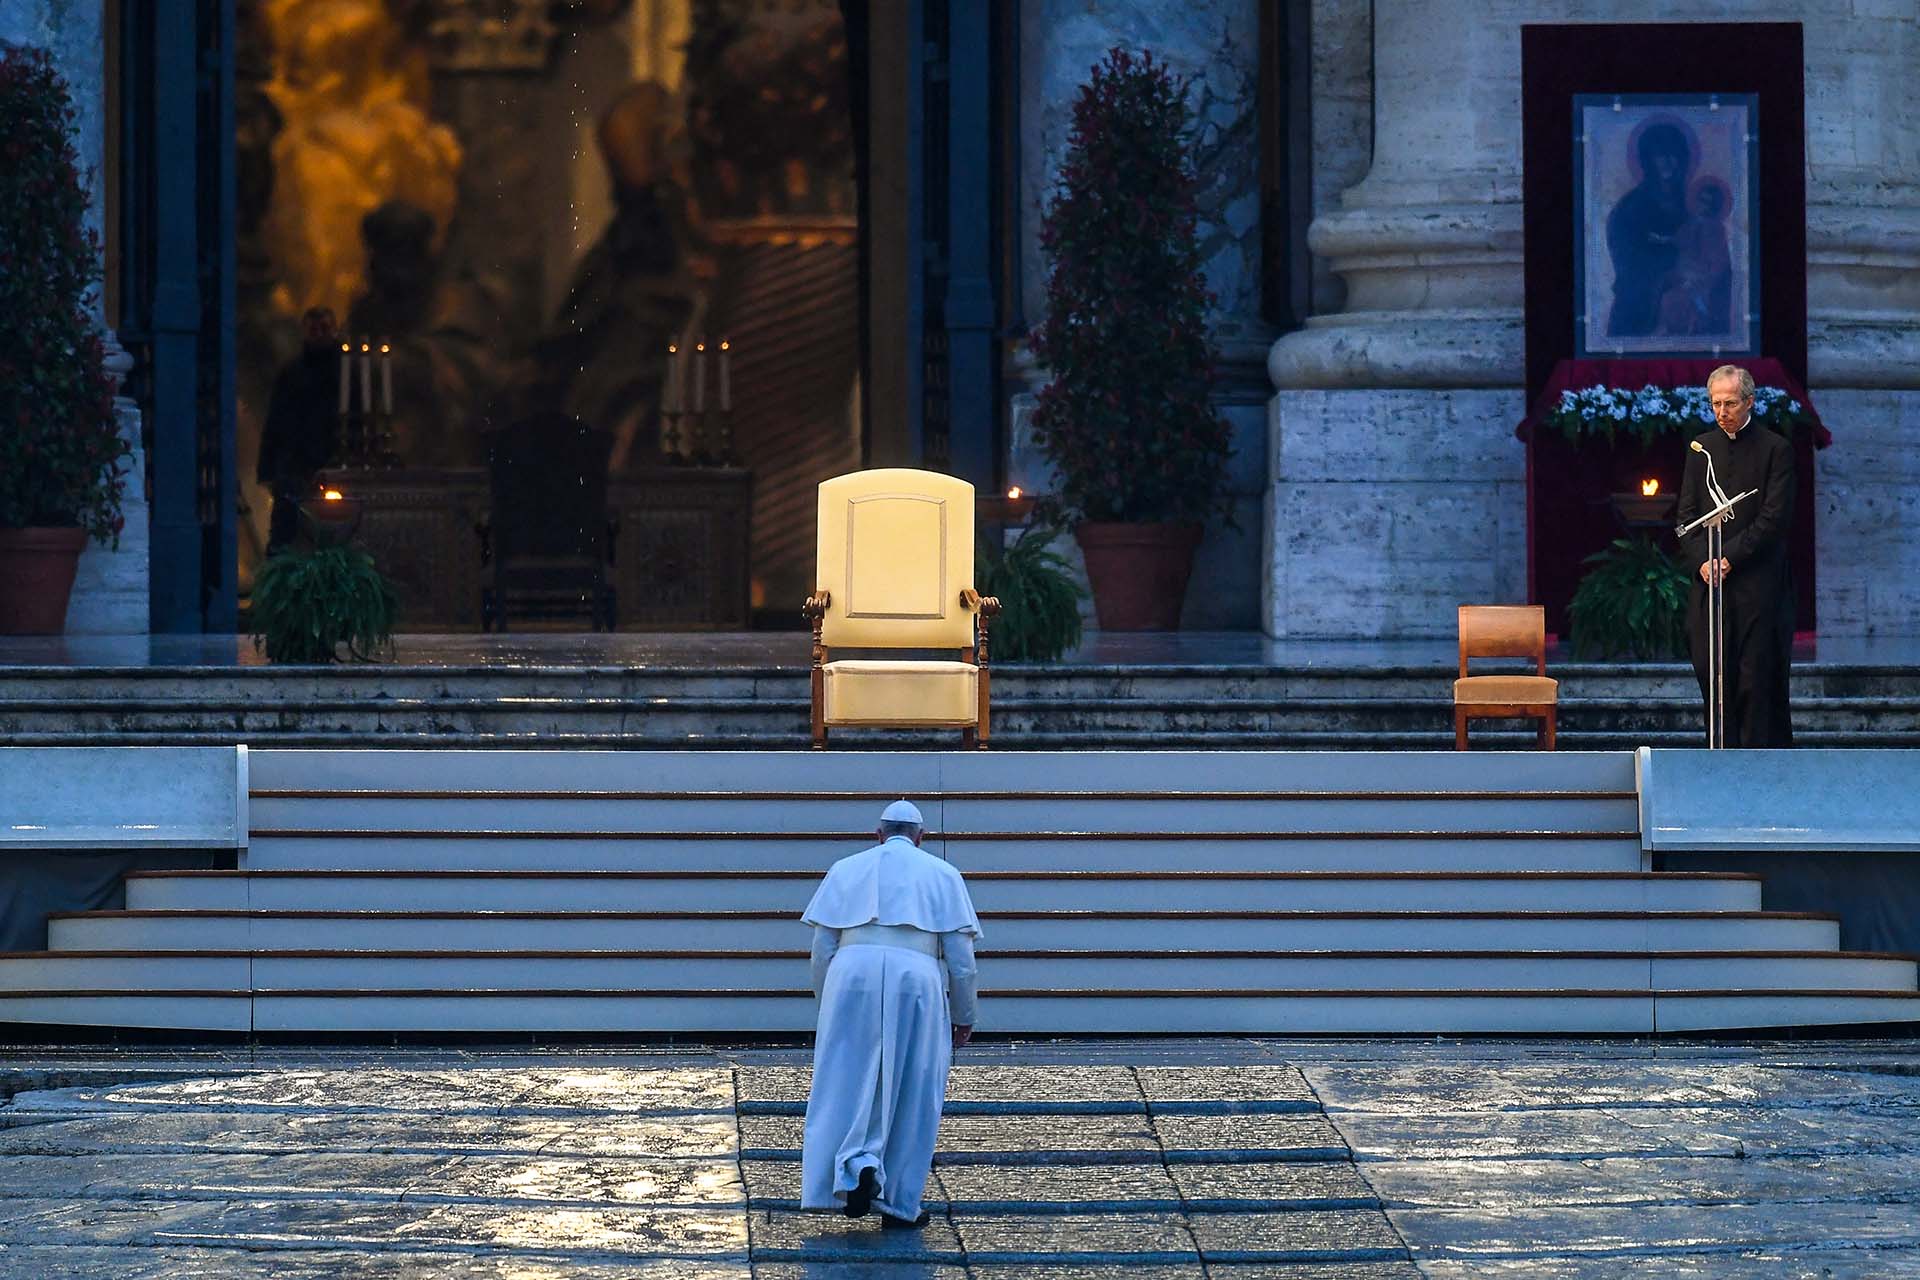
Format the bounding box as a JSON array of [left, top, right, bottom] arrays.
[[1679, 442, 1758, 750]]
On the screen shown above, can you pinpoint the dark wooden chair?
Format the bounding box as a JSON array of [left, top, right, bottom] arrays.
[[1454, 604, 1558, 750], [478, 414, 618, 631]]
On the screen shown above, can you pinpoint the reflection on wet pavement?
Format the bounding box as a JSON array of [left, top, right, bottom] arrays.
[[0, 1039, 1916, 1276]]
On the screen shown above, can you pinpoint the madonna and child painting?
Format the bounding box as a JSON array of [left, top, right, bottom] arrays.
[[1576, 93, 1760, 358]]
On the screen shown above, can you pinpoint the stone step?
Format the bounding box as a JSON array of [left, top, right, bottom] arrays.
[[246, 793, 1642, 834], [2, 987, 1914, 1035], [242, 831, 1648, 873], [121, 869, 1764, 915], [5, 662, 1919, 750], [6, 949, 1908, 993], [44, 909, 1844, 953]]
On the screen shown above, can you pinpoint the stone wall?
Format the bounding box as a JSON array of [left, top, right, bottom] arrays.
[[1813, 390, 1920, 637], [1265, 390, 1526, 638]]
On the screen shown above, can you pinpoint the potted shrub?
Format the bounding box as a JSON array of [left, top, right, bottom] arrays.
[[1028, 48, 1233, 630], [0, 45, 130, 634], [250, 544, 398, 663], [975, 524, 1085, 662]]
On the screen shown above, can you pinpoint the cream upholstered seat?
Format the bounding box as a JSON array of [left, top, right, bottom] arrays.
[[1454, 604, 1558, 750], [803, 469, 999, 748]]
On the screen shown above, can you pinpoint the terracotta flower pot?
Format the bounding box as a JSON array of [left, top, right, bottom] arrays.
[[0, 527, 88, 635], [1074, 522, 1203, 631]]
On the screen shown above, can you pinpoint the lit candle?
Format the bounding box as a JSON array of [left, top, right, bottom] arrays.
[[338, 342, 351, 414], [1641, 477, 1659, 497], [718, 339, 732, 412], [665, 341, 681, 413], [358, 343, 372, 414], [380, 343, 393, 416], [693, 340, 707, 413]]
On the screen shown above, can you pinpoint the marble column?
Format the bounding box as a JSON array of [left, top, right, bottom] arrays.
[[1008, 0, 1272, 628], [1265, 0, 1920, 638]]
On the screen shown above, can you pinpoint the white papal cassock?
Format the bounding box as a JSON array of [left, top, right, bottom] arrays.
[[799, 831, 981, 1222]]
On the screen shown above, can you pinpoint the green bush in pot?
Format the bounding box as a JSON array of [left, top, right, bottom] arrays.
[[1027, 47, 1233, 630], [0, 44, 131, 633]]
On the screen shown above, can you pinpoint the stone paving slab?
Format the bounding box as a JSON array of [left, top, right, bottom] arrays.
[[0, 1151, 744, 1209], [746, 1209, 964, 1263], [1138, 1065, 1318, 1107], [1332, 1104, 1920, 1161], [741, 1112, 1164, 1161], [6, 1068, 735, 1116], [933, 1161, 1183, 1210], [0, 1244, 749, 1279], [1305, 1062, 1920, 1113], [1203, 1265, 1423, 1280], [1417, 1251, 1920, 1279], [948, 1210, 1200, 1264], [1152, 1112, 1347, 1159], [0, 1109, 740, 1159], [0, 1195, 749, 1258], [1167, 1160, 1378, 1208], [1394, 1200, 1920, 1261], [1184, 1208, 1408, 1262], [751, 1264, 969, 1280], [1364, 1150, 1920, 1209]]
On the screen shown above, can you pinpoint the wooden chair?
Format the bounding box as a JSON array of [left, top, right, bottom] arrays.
[[478, 414, 618, 632], [1454, 604, 1557, 750], [802, 469, 1000, 749]]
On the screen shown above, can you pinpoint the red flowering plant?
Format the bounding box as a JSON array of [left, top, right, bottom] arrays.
[[0, 43, 129, 545], [1027, 48, 1232, 527]]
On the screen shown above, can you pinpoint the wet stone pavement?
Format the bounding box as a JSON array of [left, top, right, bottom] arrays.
[[0, 1039, 1916, 1277]]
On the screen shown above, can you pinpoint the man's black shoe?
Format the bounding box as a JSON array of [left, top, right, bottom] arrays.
[[843, 1167, 879, 1218], [880, 1210, 932, 1230]]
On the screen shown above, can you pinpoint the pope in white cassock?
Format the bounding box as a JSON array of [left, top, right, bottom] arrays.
[[800, 799, 981, 1229]]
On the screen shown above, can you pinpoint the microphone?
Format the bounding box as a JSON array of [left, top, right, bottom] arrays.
[[1690, 439, 1732, 512]]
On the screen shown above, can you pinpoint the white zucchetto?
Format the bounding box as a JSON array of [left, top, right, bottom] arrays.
[[880, 799, 924, 825]]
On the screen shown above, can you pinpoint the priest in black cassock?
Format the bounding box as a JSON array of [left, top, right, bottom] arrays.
[[1675, 365, 1796, 747]]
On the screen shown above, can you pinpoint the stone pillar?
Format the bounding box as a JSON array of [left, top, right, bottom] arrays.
[[1265, 0, 1920, 638], [1008, 0, 1271, 629], [69, 336, 151, 634]]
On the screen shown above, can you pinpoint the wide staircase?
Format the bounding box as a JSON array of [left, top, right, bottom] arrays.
[[2, 749, 1916, 1035], [4, 661, 1920, 749]]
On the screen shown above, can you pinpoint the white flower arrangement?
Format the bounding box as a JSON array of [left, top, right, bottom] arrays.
[[1545, 383, 1809, 446]]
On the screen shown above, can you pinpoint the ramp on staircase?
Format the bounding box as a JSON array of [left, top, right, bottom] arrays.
[[1, 749, 1916, 1035]]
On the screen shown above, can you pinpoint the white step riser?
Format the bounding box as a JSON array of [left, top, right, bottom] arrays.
[[1655, 994, 1920, 1030], [244, 835, 1647, 875], [250, 795, 1639, 835], [48, 915, 1844, 953], [1652, 956, 1920, 990], [0, 995, 247, 1031], [247, 748, 1640, 797], [4, 989, 1908, 1035], [13, 953, 1908, 995], [124, 876, 1764, 915], [0, 955, 248, 990]]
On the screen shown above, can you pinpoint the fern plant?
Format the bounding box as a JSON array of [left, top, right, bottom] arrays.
[[976, 525, 1084, 663], [1567, 538, 1691, 660], [250, 545, 397, 663]]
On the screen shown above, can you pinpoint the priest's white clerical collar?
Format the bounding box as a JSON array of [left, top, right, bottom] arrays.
[[1720, 414, 1751, 439]]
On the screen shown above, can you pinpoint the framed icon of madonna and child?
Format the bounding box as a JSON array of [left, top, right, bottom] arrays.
[[1574, 93, 1760, 357]]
